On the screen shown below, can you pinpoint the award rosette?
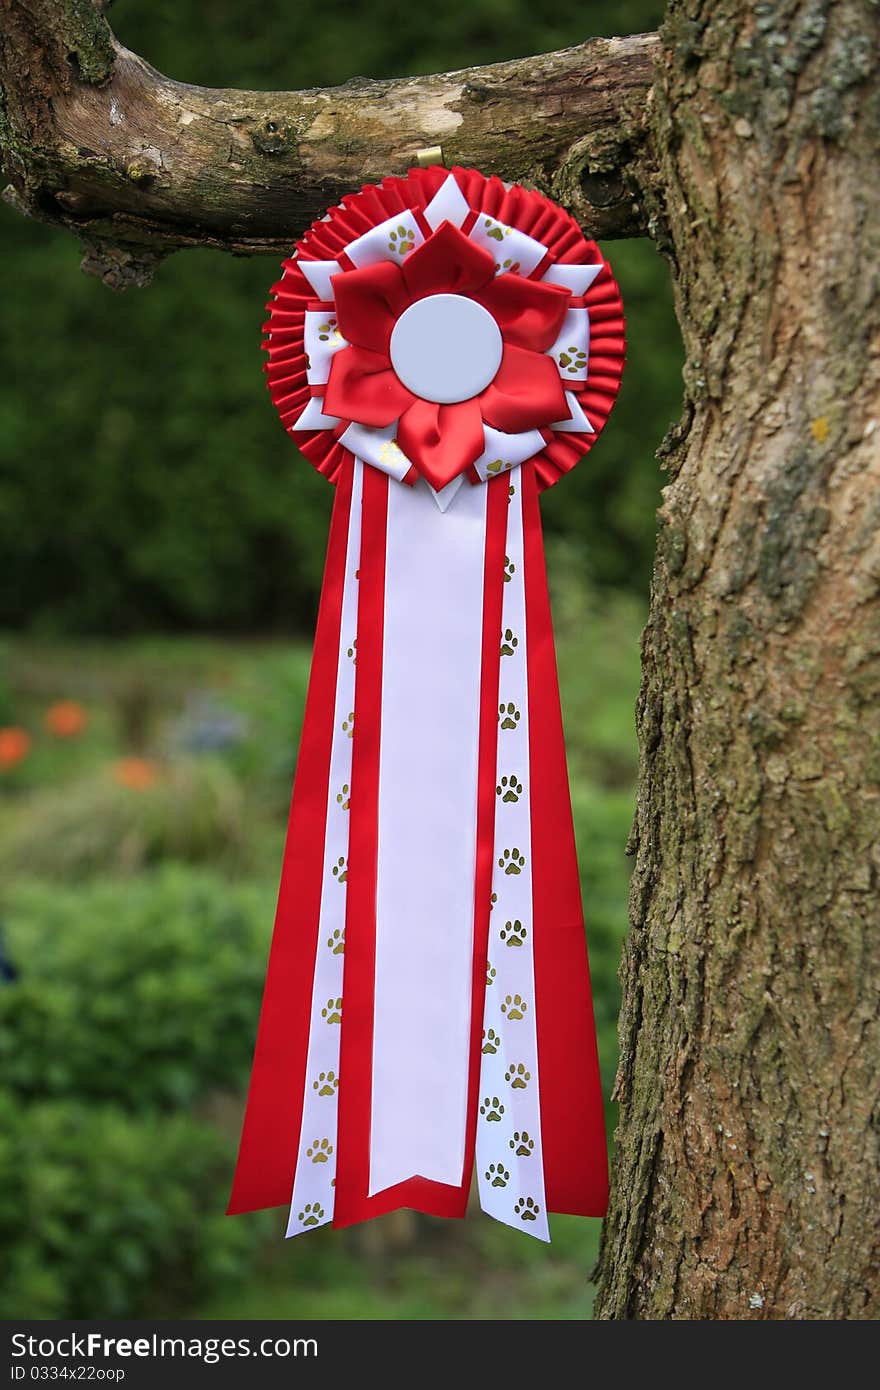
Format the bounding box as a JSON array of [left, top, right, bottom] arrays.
[[228, 166, 625, 1241]]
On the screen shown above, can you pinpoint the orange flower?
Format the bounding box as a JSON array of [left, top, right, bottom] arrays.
[[0, 727, 32, 770], [45, 700, 88, 738], [113, 757, 160, 790]]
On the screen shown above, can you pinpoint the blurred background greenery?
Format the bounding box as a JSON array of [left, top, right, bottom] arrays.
[[0, 0, 681, 1319]]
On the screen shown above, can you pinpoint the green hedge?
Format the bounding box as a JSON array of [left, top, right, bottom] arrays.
[[0, 868, 273, 1107], [0, 1093, 267, 1319]]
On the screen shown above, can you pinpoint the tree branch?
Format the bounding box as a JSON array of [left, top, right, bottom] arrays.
[[0, 0, 659, 287]]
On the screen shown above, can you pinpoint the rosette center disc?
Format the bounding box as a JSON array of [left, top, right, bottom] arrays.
[[389, 293, 503, 404]]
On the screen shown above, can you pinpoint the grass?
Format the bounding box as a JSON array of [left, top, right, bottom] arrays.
[[0, 559, 643, 1319]]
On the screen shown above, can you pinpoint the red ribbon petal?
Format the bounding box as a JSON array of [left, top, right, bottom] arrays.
[[401, 222, 496, 300], [479, 344, 568, 433], [396, 396, 486, 491], [324, 346, 415, 428], [332, 261, 409, 356], [473, 275, 570, 352]]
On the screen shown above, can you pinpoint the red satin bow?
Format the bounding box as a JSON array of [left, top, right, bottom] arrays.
[[324, 223, 570, 491]]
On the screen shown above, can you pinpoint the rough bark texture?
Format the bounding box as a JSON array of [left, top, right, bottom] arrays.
[[0, 0, 657, 287], [594, 0, 880, 1320], [2, 0, 878, 1322]]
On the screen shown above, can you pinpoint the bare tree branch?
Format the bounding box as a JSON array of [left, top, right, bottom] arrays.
[[0, 0, 658, 287]]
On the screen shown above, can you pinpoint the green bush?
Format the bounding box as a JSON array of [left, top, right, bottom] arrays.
[[0, 1092, 267, 1319], [0, 868, 273, 1107], [0, 757, 247, 881]]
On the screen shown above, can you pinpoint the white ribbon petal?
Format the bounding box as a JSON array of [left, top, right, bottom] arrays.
[[338, 424, 413, 483], [304, 310, 348, 385], [344, 211, 425, 268], [550, 391, 594, 434], [473, 426, 546, 482], [292, 396, 343, 432], [286, 461, 364, 1238], [541, 262, 602, 296], [547, 307, 590, 385], [298, 259, 343, 301], [423, 173, 472, 231], [370, 477, 488, 1194], [469, 216, 548, 278], [476, 468, 549, 1241]]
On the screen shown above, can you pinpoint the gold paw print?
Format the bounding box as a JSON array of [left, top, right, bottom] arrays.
[[321, 997, 342, 1024], [500, 629, 518, 657], [483, 218, 510, 243], [312, 1070, 339, 1097], [504, 555, 516, 583], [317, 318, 343, 345], [378, 437, 406, 469], [342, 711, 354, 738], [505, 1062, 531, 1090], [482, 1027, 500, 1054], [298, 1202, 324, 1227], [347, 639, 357, 663], [480, 1095, 505, 1122], [498, 847, 525, 876], [510, 1130, 535, 1157], [515, 1196, 540, 1223], [486, 458, 510, 476], [500, 919, 527, 947], [486, 961, 496, 987], [331, 856, 347, 884], [307, 1137, 333, 1164], [388, 225, 416, 255], [336, 783, 350, 810], [486, 1162, 510, 1188], [327, 928, 345, 954], [496, 775, 523, 804], [499, 702, 520, 730], [558, 346, 587, 374], [501, 993, 527, 1021], [495, 257, 521, 274]]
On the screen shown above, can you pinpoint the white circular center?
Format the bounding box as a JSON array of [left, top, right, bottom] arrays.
[[389, 293, 503, 404]]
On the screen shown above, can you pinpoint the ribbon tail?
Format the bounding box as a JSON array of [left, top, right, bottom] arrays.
[[522, 464, 609, 1218], [227, 459, 356, 1218]]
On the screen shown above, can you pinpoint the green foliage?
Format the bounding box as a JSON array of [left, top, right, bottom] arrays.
[[0, 1092, 266, 1319], [0, 0, 678, 635], [0, 758, 247, 880], [0, 868, 273, 1106]]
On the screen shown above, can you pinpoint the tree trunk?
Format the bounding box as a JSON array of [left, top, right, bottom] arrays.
[[594, 0, 879, 1319]]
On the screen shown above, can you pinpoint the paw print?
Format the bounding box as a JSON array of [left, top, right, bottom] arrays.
[[496, 775, 523, 804], [388, 224, 416, 255], [504, 555, 516, 583], [482, 1027, 500, 1054], [322, 997, 342, 1024], [499, 702, 521, 730], [336, 783, 350, 810], [485, 1162, 510, 1189], [317, 318, 342, 343], [490, 891, 498, 912], [510, 1130, 535, 1157], [499, 847, 525, 876], [298, 1202, 325, 1227], [496, 257, 521, 274], [347, 639, 357, 663], [500, 919, 528, 948], [505, 1062, 531, 1090], [332, 856, 347, 884], [480, 1095, 505, 1122], [515, 1196, 540, 1223], [558, 346, 587, 374], [500, 628, 519, 657], [486, 961, 496, 987], [342, 711, 354, 738], [483, 217, 510, 243], [486, 458, 510, 475], [501, 993, 527, 1021], [327, 928, 345, 955], [312, 1070, 339, 1097], [307, 1137, 334, 1164]]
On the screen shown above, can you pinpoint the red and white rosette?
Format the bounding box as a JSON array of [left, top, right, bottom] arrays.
[[228, 167, 624, 1241]]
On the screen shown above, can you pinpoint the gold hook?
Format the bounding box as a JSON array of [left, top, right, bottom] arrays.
[[415, 145, 445, 168]]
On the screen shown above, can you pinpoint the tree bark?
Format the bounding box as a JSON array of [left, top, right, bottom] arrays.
[[594, 0, 880, 1319], [2, 0, 878, 1321], [0, 0, 657, 286]]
